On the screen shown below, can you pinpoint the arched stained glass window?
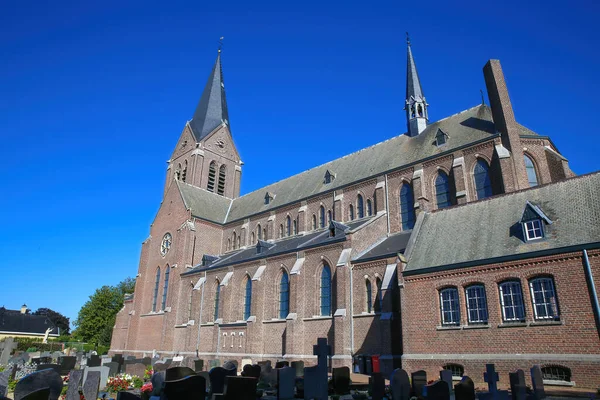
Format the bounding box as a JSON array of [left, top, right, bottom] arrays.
[[366, 279, 373, 313], [207, 162, 216, 192], [435, 171, 452, 209], [244, 277, 252, 320], [400, 183, 415, 230], [319, 206, 325, 228], [293, 220, 297, 235], [357, 195, 364, 219], [161, 266, 170, 310], [320, 264, 332, 316], [375, 278, 383, 312], [286, 216, 291, 237], [152, 267, 161, 312], [524, 155, 539, 187], [214, 282, 221, 321], [279, 272, 290, 319], [474, 159, 493, 200]]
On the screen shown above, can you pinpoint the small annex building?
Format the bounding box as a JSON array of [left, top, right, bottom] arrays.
[[0, 305, 59, 340], [110, 40, 600, 388]]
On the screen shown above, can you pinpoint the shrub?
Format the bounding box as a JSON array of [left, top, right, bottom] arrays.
[[132, 376, 143, 389]]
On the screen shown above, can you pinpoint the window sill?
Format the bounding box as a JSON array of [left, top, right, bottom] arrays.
[[353, 313, 376, 318], [174, 324, 188, 328], [302, 316, 333, 322], [140, 311, 165, 317], [497, 322, 527, 328], [529, 320, 563, 326], [200, 322, 215, 327], [436, 325, 461, 331], [543, 379, 575, 387], [263, 319, 287, 324], [462, 324, 490, 330]]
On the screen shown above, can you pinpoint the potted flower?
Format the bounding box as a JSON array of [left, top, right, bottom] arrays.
[[141, 382, 153, 400]]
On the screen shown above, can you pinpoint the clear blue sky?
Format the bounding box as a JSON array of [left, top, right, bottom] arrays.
[[1, 0, 598, 327]]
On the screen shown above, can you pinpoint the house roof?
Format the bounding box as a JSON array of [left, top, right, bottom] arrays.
[[0, 308, 59, 336], [177, 181, 232, 224], [404, 172, 600, 275], [353, 231, 413, 262]]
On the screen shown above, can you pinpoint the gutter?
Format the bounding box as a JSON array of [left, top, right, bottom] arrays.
[[583, 249, 600, 340], [195, 271, 207, 355]]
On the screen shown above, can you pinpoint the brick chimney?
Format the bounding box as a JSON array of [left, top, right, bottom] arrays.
[[483, 60, 528, 191]]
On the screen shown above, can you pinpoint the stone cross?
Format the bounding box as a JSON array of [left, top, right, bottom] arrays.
[[311, 338, 331, 400], [509, 370, 526, 400], [484, 364, 500, 394], [530, 365, 546, 400]]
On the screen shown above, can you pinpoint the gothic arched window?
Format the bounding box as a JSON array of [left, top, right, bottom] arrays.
[[213, 282, 221, 321], [524, 154, 539, 187], [232, 232, 237, 250], [244, 277, 252, 320], [319, 206, 325, 228], [161, 266, 170, 310], [400, 183, 416, 230], [207, 161, 216, 192], [349, 205, 354, 221], [435, 171, 452, 209], [357, 195, 364, 219], [367, 199, 372, 216], [293, 220, 297, 235], [320, 264, 332, 316], [366, 279, 373, 313], [257, 224, 262, 240], [217, 165, 227, 195], [474, 159, 492, 200], [375, 278, 383, 312], [279, 271, 290, 319], [286, 216, 291, 237], [152, 267, 161, 312], [327, 210, 332, 224], [312, 215, 317, 230]]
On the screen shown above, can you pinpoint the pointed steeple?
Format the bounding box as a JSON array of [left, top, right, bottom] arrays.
[[404, 35, 428, 137], [189, 50, 230, 142]]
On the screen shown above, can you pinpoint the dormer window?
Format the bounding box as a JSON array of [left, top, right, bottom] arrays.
[[520, 202, 552, 243], [435, 129, 448, 146], [324, 170, 335, 184], [264, 192, 274, 205]]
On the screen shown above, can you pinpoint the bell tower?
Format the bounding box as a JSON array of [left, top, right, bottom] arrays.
[[404, 35, 429, 137]]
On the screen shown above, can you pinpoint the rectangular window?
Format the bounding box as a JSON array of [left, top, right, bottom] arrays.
[[524, 220, 543, 241], [440, 288, 460, 325], [530, 277, 559, 320], [499, 281, 525, 322], [465, 285, 488, 324]]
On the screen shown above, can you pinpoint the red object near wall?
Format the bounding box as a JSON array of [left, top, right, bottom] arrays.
[[371, 355, 380, 373]]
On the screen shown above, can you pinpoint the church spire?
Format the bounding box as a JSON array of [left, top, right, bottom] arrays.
[[404, 34, 428, 137], [189, 49, 230, 142]]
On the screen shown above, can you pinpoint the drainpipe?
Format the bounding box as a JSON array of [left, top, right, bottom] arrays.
[[195, 271, 207, 355], [583, 249, 600, 340], [349, 262, 355, 363], [384, 174, 390, 234]]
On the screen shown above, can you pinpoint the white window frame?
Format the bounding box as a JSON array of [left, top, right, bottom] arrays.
[[499, 281, 525, 322], [524, 219, 543, 241], [529, 277, 559, 320], [439, 287, 460, 326], [465, 285, 488, 324]]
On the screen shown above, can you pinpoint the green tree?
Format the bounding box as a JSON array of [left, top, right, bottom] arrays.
[[73, 277, 135, 346], [32, 308, 70, 335]]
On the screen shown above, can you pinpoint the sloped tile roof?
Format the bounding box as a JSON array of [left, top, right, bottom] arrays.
[[0, 308, 59, 336]]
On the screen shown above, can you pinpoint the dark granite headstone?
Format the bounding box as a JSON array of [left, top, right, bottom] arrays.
[[411, 370, 427, 397], [65, 370, 83, 400], [58, 356, 77, 375], [194, 359, 204, 372], [370, 372, 386, 400], [87, 355, 101, 367], [0, 367, 11, 398], [223, 360, 238, 372], [150, 371, 166, 396], [116, 392, 141, 400], [530, 365, 546, 400], [302, 366, 318, 400], [125, 362, 146, 378], [332, 366, 350, 395], [454, 376, 476, 400], [104, 361, 119, 377], [241, 364, 261, 379], [290, 360, 304, 377], [153, 362, 168, 372], [275, 360, 289, 369], [209, 359, 220, 369], [509, 370, 527, 400], [425, 380, 450, 400], [277, 366, 296, 400], [165, 366, 196, 381], [257, 360, 271, 369], [14, 369, 63, 400], [390, 368, 411, 400], [111, 354, 124, 365], [20, 387, 51, 400], [440, 369, 454, 393], [209, 366, 236, 394], [163, 375, 206, 400], [141, 357, 152, 366], [82, 370, 100, 400], [223, 376, 257, 400], [36, 364, 61, 374]]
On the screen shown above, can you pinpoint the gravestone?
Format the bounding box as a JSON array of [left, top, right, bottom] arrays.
[[509, 370, 527, 400], [411, 370, 427, 397], [259, 363, 277, 388], [141, 356, 152, 366], [112, 354, 124, 365], [291, 360, 304, 377], [0, 367, 12, 398], [223, 360, 238, 372], [241, 358, 252, 368], [275, 360, 289, 369], [242, 364, 261, 379], [277, 366, 296, 400], [52, 352, 64, 361], [101, 355, 112, 365], [150, 371, 166, 396], [210, 366, 235, 394], [0, 338, 17, 365], [257, 360, 271, 369], [197, 371, 211, 393], [390, 368, 411, 400], [28, 352, 41, 360], [83, 366, 110, 390], [104, 361, 120, 377], [454, 376, 476, 400], [370, 372, 386, 400], [440, 369, 454, 394], [82, 370, 101, 400], [302, 366, 319, 400], [165, 366, 196, 381], [87, 354, 101, 367], [58, 356, 77, 375], [14, 369, 63, 400], [223, 376, 257, 400], [116, 392, 142, 400], [480, 364, 509, 400], [209, 359, 220, 369], [153, 362, 169, 373], [65, 369, 84, 400], [172, 355, 184, 365], [194, 359, 204, 372], [332, 366, 351, 395], [36, 364, 61, 374], [311, 337, 331, 400], [425, 380, 450, 400], [20, 387, 50, 400], [163, 375, 206, 400], [125, 362, 147, 378], [530, 365, 546, 400]]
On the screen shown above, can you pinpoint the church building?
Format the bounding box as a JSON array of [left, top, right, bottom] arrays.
[[110, 41, 600, 388]]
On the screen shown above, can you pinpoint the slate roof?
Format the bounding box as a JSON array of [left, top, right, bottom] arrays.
[[353, 231, 413, 262], [404, 172, 600, 275], [182, 218, 371, 275], [177, 181, 232, 224], [406, 45, 425, 102], [0, 308, 59, 336]]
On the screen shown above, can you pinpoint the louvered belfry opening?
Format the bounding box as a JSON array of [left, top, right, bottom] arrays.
[[207, 162, 216, 192], [217, 165, 226, 195]]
